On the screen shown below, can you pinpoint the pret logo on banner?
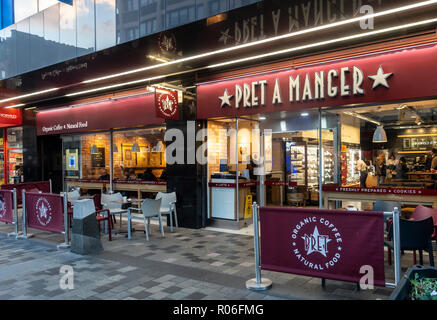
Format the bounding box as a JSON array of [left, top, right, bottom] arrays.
[[156, 89, 179, 120], [35, 197, 52, 227], [260, 207, 386, 286], [292, 217, 342, 271]]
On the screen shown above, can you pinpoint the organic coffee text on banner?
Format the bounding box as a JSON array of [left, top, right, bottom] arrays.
[[260, 207, 385, 286], [25, 193, 64, 234]]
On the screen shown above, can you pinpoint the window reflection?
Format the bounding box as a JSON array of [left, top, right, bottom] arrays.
[[14, 0, 38, 23], [76, 0, 95, 55], [116, 0, 139, 44], [39, 0, 59, 11], [96, 0, 116, 51], [29, 12, 44, 70], [44, 4, 61, 65], [16, 18, 31, 74], [60, 1, 77, 60], [140, 0, 164, 37]]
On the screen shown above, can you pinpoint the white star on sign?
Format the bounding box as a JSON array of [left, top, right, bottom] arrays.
[[219, 89, 233, 107], [369, 66, 393, 89]]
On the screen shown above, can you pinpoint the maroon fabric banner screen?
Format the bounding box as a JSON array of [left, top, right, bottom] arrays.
[[260, 207, 386, 286], [25, 192, 64, 234], [0, 190, 13, 224], [1, 181, 51, 204]]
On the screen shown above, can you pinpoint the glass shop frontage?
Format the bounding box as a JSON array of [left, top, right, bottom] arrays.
[[197, 43, 437, 229], [36, 89, 180, 198]]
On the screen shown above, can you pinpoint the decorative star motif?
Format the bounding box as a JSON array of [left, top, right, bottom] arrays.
[[219, 89, 233, 107], [302, 226, 331, 257], [219, 28, 231, 45], [39, 203, 48, 219], [369, 66, 393, 89]]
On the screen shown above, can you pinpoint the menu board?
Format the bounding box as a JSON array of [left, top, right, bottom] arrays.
[[91, 147, 105, 167], [402, 136, 437, 151]]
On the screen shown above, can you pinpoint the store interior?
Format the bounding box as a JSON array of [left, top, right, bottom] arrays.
[[207, 99, 437, 221]]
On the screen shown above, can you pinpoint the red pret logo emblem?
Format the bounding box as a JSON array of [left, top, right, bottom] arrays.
[[156, 90, 179, 120]]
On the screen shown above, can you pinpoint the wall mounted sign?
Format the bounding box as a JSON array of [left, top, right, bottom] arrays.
[[197, 45, 437, 119], [155, 89, 179, 120], [91, 147, 105, 168], [36, 94, 163, 135], [0, 108, 22, 127]]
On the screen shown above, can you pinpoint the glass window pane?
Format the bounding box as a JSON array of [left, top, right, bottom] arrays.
[[166, 0, 195, 29], [76, 0, 95, 56], [2, 25, 17, 78], [39, 0, 59, 11], [116, 0, 139, 44], [43, 4, 61, 66], [96, 0, 116, 51], [14, 0, 38, 23], [140, 0, 165, 37], [112, 127, 166, 181], [29, 11, 44, 70], [197, 0, 227, 20], [16, 18, 31, 74], [7, 127, 24, 184], [60, 1, 77, 60]]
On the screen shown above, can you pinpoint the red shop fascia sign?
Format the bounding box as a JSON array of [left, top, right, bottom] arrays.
[[196, 45, 437, 118], [36, 90, 179, 135], [0, 108, 22, 128]]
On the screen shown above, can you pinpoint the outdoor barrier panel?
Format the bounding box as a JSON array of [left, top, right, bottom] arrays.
[[259, 207, 386, 287], [25, 192, 64, 233], [0, 190, 14, 224], [1, 180, 52, 204]]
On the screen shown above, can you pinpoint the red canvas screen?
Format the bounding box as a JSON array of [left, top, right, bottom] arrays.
[[25, 192, 64, 233], [0, 190, 14, 223], [260, 207, 386, 286]]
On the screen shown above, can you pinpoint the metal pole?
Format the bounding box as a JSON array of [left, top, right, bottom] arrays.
[[318, 109, 323, 209], [58, 193, 70, 249], [49, 179, 52, 193], [109, 130, 114, 192], [393, 207, 402, 285], [246, 202, 272, 291], [17, 189, 29, 239], [7, 189, 19, 237], [259, 131, 265, 207], [236, 118, 239, 224]]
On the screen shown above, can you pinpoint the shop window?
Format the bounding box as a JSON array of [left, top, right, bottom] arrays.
[[7, 127, 23, 184], [112, 127, 166, 181]]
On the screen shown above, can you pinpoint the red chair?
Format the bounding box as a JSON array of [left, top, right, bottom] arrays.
[[410, 205, 437, 264], [93, 194, 113, 241]]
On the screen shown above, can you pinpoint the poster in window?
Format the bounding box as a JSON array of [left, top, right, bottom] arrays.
[[91, 148, 105, 167], [122, 144, 137, 167], [65, 149, 79, 171]]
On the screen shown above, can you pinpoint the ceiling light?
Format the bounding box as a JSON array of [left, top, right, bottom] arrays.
[[131, 141, 140, 153], [90, 144, 98, 154], [0, 88, 58, 105], [113, 144, 118, 153], [82, 1, 437, 84], [4, 103, 25, 109], [373, 126, 388, 143], [301, 112, 309, 117], [259, 116, 266, 120]]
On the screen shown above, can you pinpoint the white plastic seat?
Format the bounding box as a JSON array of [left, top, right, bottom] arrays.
[[127, 198, 163, 241], [101, 192, 125, 228], [67, 189, 80, 203], [155, 192, 178, 232]]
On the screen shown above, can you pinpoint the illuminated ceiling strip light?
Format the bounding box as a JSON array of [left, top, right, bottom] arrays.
[[398, 134, 437, 137], [82, 0, 437, 84], [4, 103, 25, 109], [65, 76, 166, 97], [207, 18, 437, 68], [65, 67, 205, 98], [0, 88, 59, 104]]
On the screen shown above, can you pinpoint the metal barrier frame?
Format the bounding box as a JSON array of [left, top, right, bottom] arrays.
[[17, 191, 70, 249], [6, 189, 20, 238], [246, 203, 402, 291]]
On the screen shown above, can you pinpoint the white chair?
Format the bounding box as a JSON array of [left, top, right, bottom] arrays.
[[101, 192, 124, 228], [155, 192, 178, 232], [127, 198, 163, 241], [67, 189, 80, 203]]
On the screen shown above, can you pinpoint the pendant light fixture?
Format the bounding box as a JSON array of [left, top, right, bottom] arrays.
[[131, 141, 140, 152], [90, 144, 98, 154], [373, 125, 388, 143], [113, 143, 118, 153]]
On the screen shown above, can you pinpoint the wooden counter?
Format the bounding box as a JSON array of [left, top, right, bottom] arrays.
[[322, 185, 437, 209], [65, 179, 167, 198]]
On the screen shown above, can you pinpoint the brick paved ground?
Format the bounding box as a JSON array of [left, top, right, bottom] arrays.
[[0, 215, 430, 300]]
